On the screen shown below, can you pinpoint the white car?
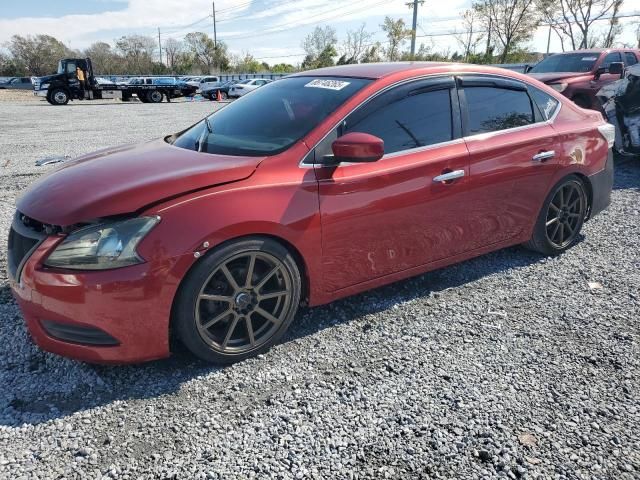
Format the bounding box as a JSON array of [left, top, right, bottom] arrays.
[[187, 76, 220, 92], [228, 78, 273, 97]]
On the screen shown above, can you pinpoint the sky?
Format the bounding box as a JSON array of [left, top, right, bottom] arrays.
[[1, 0, 640, 66]]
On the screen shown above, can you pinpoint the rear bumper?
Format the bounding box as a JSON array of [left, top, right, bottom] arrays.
[[588, 149, 614, 219]]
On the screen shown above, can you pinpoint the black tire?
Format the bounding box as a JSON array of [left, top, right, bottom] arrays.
[[174, 237, 302, 364], [48, 88, 69, 105], [220, 91, 228, 100], [525, 175, 588, 255], [147, 90, 164, 103]]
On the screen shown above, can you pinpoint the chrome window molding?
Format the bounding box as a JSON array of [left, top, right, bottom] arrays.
[[299, 71, 564, 169]]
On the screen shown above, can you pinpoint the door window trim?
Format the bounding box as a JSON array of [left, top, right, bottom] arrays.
[[302, 75, 462, 168], [456, 74, 561, 141], [299, 72, 562, 168]]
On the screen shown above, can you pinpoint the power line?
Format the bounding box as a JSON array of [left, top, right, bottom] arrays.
[[219, 0, 388, 41]]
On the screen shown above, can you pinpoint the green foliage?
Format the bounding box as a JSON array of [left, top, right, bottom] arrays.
[[381, 17, 412, 61], [7, 34, 72, 76]]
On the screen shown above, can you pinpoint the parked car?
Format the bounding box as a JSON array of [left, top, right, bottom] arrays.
[[527, 48, 638, 109], [228, 78, 272, 97], [597, 63, 640, 155], [9, 63, 614, 365], [201, 80, 237, 100], [0, 77, 33, 90], [186, 76, 220, 91]]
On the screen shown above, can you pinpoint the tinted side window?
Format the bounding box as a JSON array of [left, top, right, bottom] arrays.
[[464, 87, 534, 135], [625, 52, 638, 66], [345, 89, 453, 154], [529, 86, 560, 121], [602, 52, 622, 69]]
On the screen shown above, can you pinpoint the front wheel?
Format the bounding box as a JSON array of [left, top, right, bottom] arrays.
[[525, 175, 588, 255], [48, 88, 69, 105], [174, 238, 301, 364]]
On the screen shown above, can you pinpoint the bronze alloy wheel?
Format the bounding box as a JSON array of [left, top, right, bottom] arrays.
[[545, 181, 587, 249], [194, 251, 293, 354]]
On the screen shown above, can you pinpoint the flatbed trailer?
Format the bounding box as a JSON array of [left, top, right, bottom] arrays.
[[33, 58, 197, 105]]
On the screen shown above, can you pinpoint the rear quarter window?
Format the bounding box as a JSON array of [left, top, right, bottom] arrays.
[[529, 87, 560, 121]]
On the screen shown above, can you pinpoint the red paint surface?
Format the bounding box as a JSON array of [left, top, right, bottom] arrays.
[[11, 63, 611, 363]]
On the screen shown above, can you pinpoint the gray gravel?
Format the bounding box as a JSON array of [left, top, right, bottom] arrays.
[[0, 98, 638, 479]]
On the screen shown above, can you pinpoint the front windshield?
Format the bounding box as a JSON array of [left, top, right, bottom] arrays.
[[530, 53, 599, 73], [172, 76, 372, 157]]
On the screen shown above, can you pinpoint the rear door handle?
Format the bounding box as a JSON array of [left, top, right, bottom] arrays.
[[433, 169, 465, 183], [532, 150, 555, 162]]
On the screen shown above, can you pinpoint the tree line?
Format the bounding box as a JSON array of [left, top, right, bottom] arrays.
[[0, 0, 634, 77]]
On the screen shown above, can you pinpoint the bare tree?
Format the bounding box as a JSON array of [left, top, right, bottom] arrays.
[[302, 26, 338, 59], [537, 0, 624, 50], [474, 0, 539, 63], [340, 23, 374, 64], [115, 35, 157, 74], [454, 9, 485, 61], [184, 32, 229, 73], [163, 38, 183, 71], [381, 17, 412, 61], [602, 0, 624, 47], [84, 41, 121, 74]]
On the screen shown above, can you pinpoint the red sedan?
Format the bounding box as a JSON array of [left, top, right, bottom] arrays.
[[8, 63, 615, 364]]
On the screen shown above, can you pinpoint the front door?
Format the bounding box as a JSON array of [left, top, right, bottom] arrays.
[[314, 77, 474, 292]]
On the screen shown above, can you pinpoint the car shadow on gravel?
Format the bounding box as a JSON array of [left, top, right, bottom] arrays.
[[1, 243, 550, 427]]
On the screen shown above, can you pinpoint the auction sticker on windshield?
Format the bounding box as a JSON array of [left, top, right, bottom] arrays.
[[305, 79, 351, 90]]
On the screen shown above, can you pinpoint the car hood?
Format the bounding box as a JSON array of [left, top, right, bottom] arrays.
[[528, 72, 590, 84], [17, 139, 262, 226]]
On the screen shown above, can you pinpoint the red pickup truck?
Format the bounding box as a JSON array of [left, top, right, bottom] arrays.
[[527, 48, 640, 110]]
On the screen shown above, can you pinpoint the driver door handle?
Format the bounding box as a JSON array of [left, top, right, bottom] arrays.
[[532, 150, 555, 162], [433, 169, 465, 183]]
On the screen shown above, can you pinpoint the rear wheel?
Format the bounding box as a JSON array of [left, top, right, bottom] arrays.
[[147, 90, 164, 103], [220, 91, 228, 100], [525, 175, 588, 255], [48, 88, 69, 105], [174, 238, 301, 364]]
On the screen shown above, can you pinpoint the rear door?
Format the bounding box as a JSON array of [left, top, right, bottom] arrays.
[[458, 76, 561, 248], [315, 77, 474, 291]]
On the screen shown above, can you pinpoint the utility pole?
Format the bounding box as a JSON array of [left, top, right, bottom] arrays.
[[406, 0, 424, 58], [546, 24, 552, 54], [158, 27, 162, 64], [212, 1, 217, 73], [212, 1, 217, 48]]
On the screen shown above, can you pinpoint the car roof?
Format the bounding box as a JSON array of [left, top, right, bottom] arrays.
[[290, 61, 548, 81], [291, 62, 453, 79]]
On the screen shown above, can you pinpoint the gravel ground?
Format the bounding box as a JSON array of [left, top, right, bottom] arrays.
[[0, 99, 638, 480]]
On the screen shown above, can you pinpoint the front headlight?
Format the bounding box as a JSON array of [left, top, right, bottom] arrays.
[[44, 216, 159, 270], [41, 83, 50, 90], [549, 83, 568, 93]]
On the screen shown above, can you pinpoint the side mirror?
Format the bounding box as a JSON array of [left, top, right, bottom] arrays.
[[608, 61, 624, 77], [329, 132, 384, 164], [524, 64, 532, 74]]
